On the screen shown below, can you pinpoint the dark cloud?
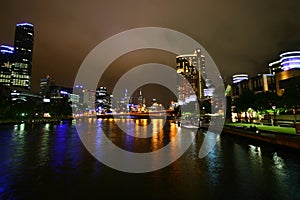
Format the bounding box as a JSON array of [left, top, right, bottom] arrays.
[[1, 0, 300, 99]]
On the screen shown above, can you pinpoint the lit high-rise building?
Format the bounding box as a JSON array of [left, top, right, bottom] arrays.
[[0, 45, 14, 86], [269, 51, 300, 96], [95, 87, 112, 114], [83, 89, 96, 114], [176, 48, 208, 105], [11, 22, 34, 90], [137, 88, 146, 112], [39, 75, 55, 98]]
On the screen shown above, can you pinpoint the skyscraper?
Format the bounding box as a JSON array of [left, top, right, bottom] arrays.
[[40, 75, 55, 98], [176, 48, 208, 105], [95, 86, 112, 114], [0, 45, 14, 86], [11, 22, 34, 90]]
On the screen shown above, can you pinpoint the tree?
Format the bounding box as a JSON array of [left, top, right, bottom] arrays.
[[254, 91, 280, 111], [233, 89, 255, 122]]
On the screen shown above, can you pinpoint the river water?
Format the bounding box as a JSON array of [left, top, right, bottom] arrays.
[[0, 118, 300, 200]]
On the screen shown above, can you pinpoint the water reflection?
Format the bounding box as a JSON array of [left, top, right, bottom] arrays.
[[248, 145, 263, 167], [202, 133, 221, 185], [38, 124, 50, 166], [0, 120, 300, 199], [273, 152, 285, 170]]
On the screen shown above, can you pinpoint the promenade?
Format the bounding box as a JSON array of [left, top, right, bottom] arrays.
[[223, 122, 300, 150]]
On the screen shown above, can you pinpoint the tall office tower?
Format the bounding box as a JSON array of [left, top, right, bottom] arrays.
[[176, 54, 199, 105], [176, 48, 208, 105], [40, 75, 55, 98], [12, 22, 34, 90], [137, 88, 146, 112], [95, 87, 112, 113], [83, 89, 96, 114], [73, 84, 84, 103], [0, 45, 14, 86]]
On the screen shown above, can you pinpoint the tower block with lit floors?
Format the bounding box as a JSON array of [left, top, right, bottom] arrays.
[[176, 49, 211, 127], [12, 23, 34, 90], [137, 88, 147, 112], [0, 45, 14, 86]]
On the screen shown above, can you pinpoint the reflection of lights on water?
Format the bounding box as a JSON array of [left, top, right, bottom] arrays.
[[38, 125, 50, 162], [134, 119, 147, 138], [13, 124, 25, 133], [45, 123, 50, 131], [72, 119, 77, 125], [20, 123, 25, 132], [198, 131, 219, 158], [204, 132, 221, 186], [169, 122, 177, 139], [249, 145, 262, 156], [248, 145, 263, 166], [273, 152, 285, 169], [152, 119, 163, 134]]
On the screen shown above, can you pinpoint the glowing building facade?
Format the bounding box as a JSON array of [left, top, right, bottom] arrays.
[[0, 23, 34, 90], [231, 74, 249, 96], [176, 48, 208, 106], [95, 87, 112, 114], [269, 51, 300, 72], [269, 51, 300, 96], [12, 23, 34, 90], [0, 45, 14, 86]]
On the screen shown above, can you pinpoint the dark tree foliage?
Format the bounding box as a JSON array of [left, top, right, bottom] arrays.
[[253, 91, 280, 111], [233, 89, 256, 113]]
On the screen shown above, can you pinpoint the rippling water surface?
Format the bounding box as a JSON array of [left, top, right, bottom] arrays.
[[0, 118, 300, 199]]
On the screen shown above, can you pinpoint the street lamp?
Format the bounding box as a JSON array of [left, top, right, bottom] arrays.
[[272, 105, 276, 126]]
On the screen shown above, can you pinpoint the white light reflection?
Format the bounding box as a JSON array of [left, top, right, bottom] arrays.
[[20, 123, 25, 132], [198, 131, 219, 158], [205, 132, 221, 186], [45, 123, 50, 131], [273, 152, 285, 170], [248, 145, 263, 167]]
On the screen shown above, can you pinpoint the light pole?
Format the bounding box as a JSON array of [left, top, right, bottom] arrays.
[[272, 105, 276, 126]]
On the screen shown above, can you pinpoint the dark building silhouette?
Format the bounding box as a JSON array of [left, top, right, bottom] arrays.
[[40, 75, 55, 98]]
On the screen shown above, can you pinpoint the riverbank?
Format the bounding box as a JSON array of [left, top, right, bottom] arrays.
[[0, 117, 73, 125], [223, 123, 300, 150]]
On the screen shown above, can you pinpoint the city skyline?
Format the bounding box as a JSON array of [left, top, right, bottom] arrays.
[[1, 0, 300, 94]]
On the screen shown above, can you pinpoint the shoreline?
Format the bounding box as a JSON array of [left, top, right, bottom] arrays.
[[222, 125, 300, 150], [0, 117, 73, 125], [3, 118, 300, 151]]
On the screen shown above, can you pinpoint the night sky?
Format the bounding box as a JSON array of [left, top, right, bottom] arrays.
[[1, 0, 300, 105]]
